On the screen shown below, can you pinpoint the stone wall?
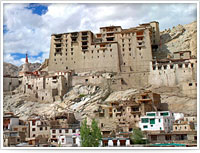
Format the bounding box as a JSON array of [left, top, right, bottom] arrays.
[[149, 59, 197, 87], [3, 77, 20, 91]]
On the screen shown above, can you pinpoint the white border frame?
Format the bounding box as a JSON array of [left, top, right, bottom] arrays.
[[1, 0, 199, 150]]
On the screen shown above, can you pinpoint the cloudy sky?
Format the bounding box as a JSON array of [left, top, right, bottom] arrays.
[[3, 2, 197, 66]]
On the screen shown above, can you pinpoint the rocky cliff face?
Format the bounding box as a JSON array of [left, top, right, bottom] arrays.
[[3, 84, 197, 121], [154, 21, 197, 59], [3, 62, 19, 77], [3, 62, 41, 77]]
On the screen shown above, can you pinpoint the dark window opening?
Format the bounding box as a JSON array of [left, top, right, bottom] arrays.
[[55, 44, 61, 48], [82, 32, 88, 36], [178, 64, 182, 68], [106, 37, 114, 41], [82, 42, 88, 46], [82, 46, 88, 50], [189, 83, 192, 86]]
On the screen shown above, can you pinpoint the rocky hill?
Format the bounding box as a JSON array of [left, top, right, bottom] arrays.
[[3, 62, 19, 77], [154, 21, 197, 59], [3, 62, 41, 77], [3, 84, 197, 121]]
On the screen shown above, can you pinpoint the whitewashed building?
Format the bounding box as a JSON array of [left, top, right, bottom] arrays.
[[139, 111, 174, 133]]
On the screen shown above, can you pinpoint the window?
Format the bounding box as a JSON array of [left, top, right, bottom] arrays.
[[101, 123, 104, 127], [45, 127, 47, 130], [65, 129, 69, 133], [73, 129, 76, 133], [141, 118, 149, 123], [151, 135, 157, 141], [159, 119, 161, 123], [189, 83, 192, 86], [160, 112, 169, 116], [178, 64, 182, 68], [147, 113, 156, 116], [150, 119, 155, 124], [129, 48, 131, 51], [52, 129, 56, 133], [110, 49, 112, 52], [32, 128, 35, 131], [143, 125, 148, 128], [40, 127, 43, 131], [59, 129, 62, 133]]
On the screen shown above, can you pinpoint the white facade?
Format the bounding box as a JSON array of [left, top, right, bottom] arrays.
[[50, 128, 80, 140], [173, 113, 184, 121], [8, 118, 19, 130], [139, 111, 174, 133]]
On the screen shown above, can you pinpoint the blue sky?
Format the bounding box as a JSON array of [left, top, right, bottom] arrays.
[[3, 3, 197, 66], [25, 3, 48, 16]]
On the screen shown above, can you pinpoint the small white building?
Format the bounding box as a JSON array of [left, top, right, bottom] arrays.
[[50, 128, 80, 144], [139, 111, 174, 133]]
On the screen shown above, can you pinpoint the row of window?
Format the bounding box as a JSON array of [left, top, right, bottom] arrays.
[[152, 63, 194, 70], [52, 129, 77, 134]]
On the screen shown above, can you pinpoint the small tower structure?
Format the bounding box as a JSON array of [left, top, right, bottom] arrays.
[[19, 53, 31, 77]]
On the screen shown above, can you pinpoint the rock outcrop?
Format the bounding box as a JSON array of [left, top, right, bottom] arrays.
[[3, 62, 19, 77], [156, 21, 197, 59], [3, 84, 197, 121]]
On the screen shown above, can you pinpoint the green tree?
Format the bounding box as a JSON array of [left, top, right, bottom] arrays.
[[80, 119, 102, 147], [130, 128, 146, 144]]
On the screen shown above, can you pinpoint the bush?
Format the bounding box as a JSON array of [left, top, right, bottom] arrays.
[[79, 94, 86, 98]]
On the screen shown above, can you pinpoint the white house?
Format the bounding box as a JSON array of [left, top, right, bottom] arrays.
[[139, 111, 174, 133]]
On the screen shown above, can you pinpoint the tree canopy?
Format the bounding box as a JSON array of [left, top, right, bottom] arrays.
[[130, 128, 147, 144], [80, 119, 102, 147]]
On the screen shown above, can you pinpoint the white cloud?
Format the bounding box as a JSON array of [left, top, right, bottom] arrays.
[[3, 3, 197, 66]]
